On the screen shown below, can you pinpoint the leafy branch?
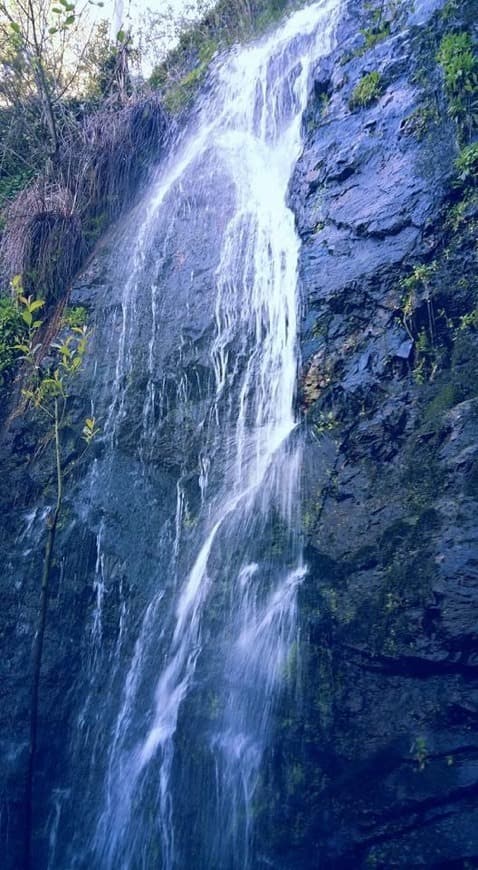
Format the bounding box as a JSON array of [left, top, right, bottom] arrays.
[[12, 275, 99, 870]]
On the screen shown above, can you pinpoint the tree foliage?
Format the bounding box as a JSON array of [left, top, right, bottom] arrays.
[[0, 0, 135, 215]]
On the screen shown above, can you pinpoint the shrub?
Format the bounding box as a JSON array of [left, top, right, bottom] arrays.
[[437, 31, 478, 142], [349, 71, 382, 109], [437, 32, 476, 96]]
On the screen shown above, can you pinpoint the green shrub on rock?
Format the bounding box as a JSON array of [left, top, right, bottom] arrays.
[[437, 31, 478, 142], [349, 71, 382, 109]]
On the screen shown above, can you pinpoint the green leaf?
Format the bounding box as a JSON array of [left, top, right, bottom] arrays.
[[29, 299, 44, 312], [65, 14, 75, 24], [21, 309, 32, 327], [48, 26, 58, 34], [10, 22, 21, 34], [116, 29, 126, 43]]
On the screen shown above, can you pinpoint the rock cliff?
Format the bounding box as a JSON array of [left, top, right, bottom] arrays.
[[0, 0, 477, 867], [264, 0, 478, 865]]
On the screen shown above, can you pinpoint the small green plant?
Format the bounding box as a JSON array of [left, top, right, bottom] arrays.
[[357, 22, 390, 55], [437, 32, 476, 98], [0, 275, 46, 384], [413, 324, 446, 385], [402, 104, 439, 139], [454, 142, 478, 187], [0, 297, 25, 382], [397, 264, 444, 383], [317, 90, 330, 117], [349, 71, 382, 110], [64, 305, 88, 328], [422, 383, 459, 422], [441, 0, 459, 21], [446, 193, 477, 231], [385, 591, 404, 613], [313, 411, 338, 437], [399, 263, 436, 340], [411, 736, 428, 771], [401, 263, 436, 294], [459, 307, 478, 331]]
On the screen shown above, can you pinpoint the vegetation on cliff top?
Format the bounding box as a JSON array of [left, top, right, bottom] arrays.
[[0, 0, 303, 317], [150, 0, 302, 112]]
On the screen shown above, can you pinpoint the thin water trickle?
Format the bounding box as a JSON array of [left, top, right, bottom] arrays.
[[52, 3, 340, 868]]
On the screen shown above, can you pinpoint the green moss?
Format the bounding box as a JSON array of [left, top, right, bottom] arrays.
[[403, 443, 444, 513], [423, 382, 459, 422], [450, 332, 478, 399], [349, 71, 383, 110], [441, 0, 459, 22]]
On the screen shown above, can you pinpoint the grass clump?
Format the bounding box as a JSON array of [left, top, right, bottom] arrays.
[[1, 98, 167, 302], [349, 71, 383, 110]]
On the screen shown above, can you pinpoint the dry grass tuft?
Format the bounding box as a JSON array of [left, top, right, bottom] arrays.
[[0, 95, 168, 302]]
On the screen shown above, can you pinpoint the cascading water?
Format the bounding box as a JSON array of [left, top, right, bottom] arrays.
[[47, 2, 340, 867]]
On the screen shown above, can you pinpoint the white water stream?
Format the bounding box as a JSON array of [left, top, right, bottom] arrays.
[[63, 3, 340, 867]]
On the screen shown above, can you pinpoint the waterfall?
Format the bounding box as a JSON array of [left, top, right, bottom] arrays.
[[52, 2, 340, 867]]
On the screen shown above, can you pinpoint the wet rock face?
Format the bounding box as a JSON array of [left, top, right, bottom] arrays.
[[272, 0, 478, 866]]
